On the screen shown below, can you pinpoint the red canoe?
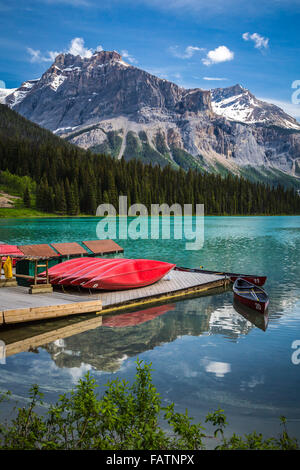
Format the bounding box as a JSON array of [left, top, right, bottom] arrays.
[[175, 266, 266, 286], [39, 257, 93, 278], [233, 278, 269, 313], [59, 258, 128, 286], [228, 274, 267, 286], [0, 244, 23, 266], [51, 258, 106, 285], [81, 259, 176, 290], [69, 259, 129, 286]]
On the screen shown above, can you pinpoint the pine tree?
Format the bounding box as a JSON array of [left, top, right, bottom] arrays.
[[23, 186, 31, 208], [65, 179, 77, 216]]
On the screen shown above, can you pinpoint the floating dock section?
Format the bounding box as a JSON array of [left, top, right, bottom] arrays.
[[0, 239, 228, 325], [0, 269, 227, 325]]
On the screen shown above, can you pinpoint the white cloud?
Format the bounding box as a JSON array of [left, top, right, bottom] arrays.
[[169, 45, 204, 59], [68, 37, 92, 58], [205, 361, 231, 378], [242, 32, 269, 50], [27, 37, 103, 63], [0, 80, 6, 88], [121, 49, 137, 64], [27, 47, 61, 63], [203, 76, 227, 81], [202, 45, 234, 66], [68, 363, 93, 383]]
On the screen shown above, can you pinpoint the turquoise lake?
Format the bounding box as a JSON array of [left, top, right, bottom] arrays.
[[0, 216, 300, 441]]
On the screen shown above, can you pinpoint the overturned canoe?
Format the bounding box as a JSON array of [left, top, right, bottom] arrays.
[[51, 258, 109, 285], [81, 258, 176, 290], [0, 244, 23, 266], [39, 257, 93, 278], [60, 259, 129, 286]]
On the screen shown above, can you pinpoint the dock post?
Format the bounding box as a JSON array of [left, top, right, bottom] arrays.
[[34, 259, 37, 285], [45, 259, 49, 285], [29, 257, 53, 294]]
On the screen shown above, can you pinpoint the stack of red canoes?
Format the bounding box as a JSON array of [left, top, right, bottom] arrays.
[[40, 257, 175, 291]]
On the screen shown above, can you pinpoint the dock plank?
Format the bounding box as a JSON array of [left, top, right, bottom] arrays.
[[3, 299, 102, 324]]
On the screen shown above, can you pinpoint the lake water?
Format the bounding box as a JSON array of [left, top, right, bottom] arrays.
[[0, 216, 300, 442]]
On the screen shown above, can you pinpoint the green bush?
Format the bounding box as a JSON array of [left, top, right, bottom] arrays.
[[0, 360, 298, 450], [0, 169, 36, 196]]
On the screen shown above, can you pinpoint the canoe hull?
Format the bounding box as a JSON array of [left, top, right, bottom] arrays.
[[82, 259, 176, 290], [69, 259, 129, 286], [175, 266, 266, 286], [233, 278, 269, 314], [0, 244, 23, 266], [229, 275, 266, 286], [233, 292, 269, 313], [50, 258, 102, 285]]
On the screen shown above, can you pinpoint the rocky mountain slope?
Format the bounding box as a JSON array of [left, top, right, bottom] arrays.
[[211, 84, 300, 130], [2, 50, 300, 184]]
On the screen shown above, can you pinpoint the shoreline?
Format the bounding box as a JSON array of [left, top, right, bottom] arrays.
[[1, 212, 300, 220]]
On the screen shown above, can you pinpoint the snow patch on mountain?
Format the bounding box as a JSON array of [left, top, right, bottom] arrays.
[[3, 79, 39, 107], [49, 74, 67, 91], [0, 87, 16, 104], [211, 85, 300, 130]]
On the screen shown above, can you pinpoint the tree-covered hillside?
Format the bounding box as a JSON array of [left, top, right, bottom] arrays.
[[0, 104, 299, 216]]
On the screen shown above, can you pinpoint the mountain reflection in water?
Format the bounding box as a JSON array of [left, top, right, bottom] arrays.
[[2, 290, 265, 373]]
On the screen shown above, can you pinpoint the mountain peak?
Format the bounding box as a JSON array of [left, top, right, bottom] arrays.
[[211, 84, 300, 130], [228, 83, 246, 94], [212, 83, 249, 101], [53, 50, 123, 66], [2, 54, 300, 182]]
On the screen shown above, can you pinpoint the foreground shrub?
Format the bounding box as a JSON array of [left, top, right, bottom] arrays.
[[0, 360, 298, 450]]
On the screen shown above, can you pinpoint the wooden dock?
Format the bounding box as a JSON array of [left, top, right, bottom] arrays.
[[0, 270, 227, 325], [0, 239, 125, 294], [100, 269, 226, 312]]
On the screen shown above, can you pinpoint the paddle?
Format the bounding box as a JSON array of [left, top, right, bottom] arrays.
[[251, 289, 259, 301]]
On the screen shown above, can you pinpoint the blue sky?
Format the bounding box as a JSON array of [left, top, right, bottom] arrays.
[[0, 0, 299, 117]]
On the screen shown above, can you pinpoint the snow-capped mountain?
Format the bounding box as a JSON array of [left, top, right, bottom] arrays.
[[0, 87, 16, 104], [3, 79, 39, 108], [2, 51, 300, 183], [211, 84, 300, 130]]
